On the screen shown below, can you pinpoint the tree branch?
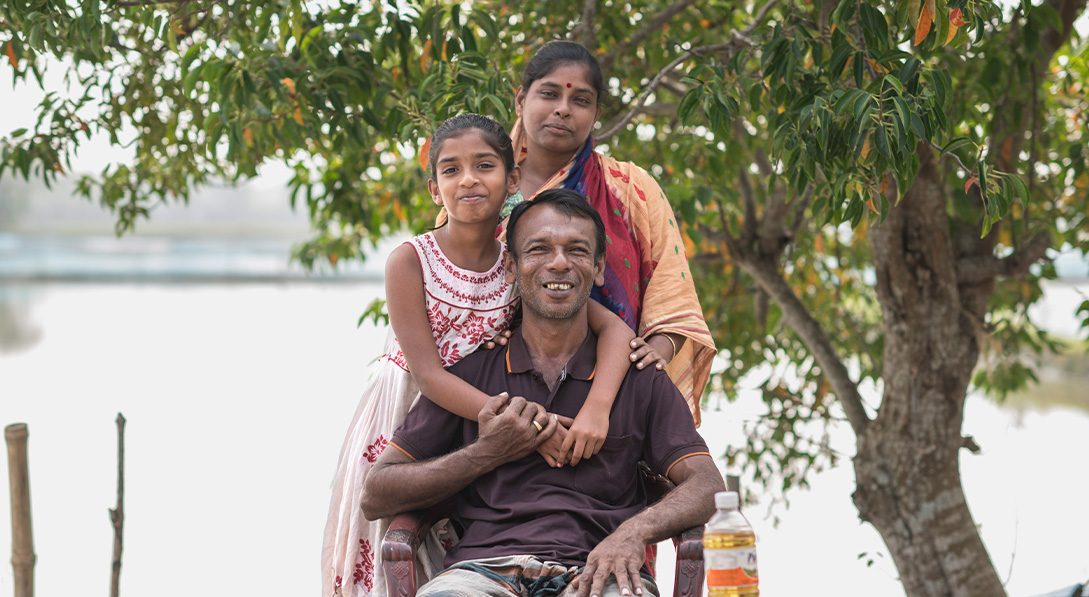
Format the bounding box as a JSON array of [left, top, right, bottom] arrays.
[[601, 0, 700, 72], [571, 0, 599, 49], [955, 232, 1050, 285], [738, 165, 759, 247], [760, 178, 790, 257], [109, 413, 126, 597], [788, 183, 815, 239], [116, 0, 192, 6], [706, 184, 870, 435], [739, 257, 872, 435], [1040, 0, 1088, 58], [597, 0, 779, 140], [928, 139, 973, 177]]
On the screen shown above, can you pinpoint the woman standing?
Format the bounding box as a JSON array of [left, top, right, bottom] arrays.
[[507, 40, 716, 422]]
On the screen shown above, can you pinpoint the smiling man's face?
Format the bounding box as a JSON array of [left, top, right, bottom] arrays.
[[505, 204, 604, 321]]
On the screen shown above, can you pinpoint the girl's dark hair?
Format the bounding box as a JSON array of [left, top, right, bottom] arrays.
[[521, 41, 605, 105], [428, 114, 515, 178]]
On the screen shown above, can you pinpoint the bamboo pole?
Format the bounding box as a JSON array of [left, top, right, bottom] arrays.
[[108, 414, 125, 597], [5, 423, 35, 597]]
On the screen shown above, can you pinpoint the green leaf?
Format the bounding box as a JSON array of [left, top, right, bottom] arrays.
[[1009, 174, 1030, 204], [836, 89, 865, 118], [883, 75, 904, 96], [940, 136, 974, 156]]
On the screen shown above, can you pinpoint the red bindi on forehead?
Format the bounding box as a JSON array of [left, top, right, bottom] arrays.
[[566, 83, 572, 88]]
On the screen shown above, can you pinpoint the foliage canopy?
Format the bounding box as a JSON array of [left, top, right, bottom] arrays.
[[2, 0, 1087, 550]]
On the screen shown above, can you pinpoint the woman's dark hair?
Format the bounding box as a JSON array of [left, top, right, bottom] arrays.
[[428, 113, 515, 178], [521, 41, 605, 105], [506, 188, 606, 261]]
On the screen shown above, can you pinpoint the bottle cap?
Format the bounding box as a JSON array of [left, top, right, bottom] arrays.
[[715, 491, 739, 509]]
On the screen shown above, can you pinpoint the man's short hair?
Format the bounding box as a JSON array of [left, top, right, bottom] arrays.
[[506, 189, 606, 261]]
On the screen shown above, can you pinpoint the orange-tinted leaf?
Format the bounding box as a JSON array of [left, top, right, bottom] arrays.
[[5, 42, 17, 69], [915, 4, 933, 45], [965, 176, 979, 193], [281, 78, 296, 96], [867, 195, 879, 213], [418, 136, 432, 171], [293, 107, 304, 125], [420, 39, 432, 71], [881, 176, 889, 193], [329, 253, 339, 266], [1001, 138, 1013, 163], [243, 128, 254, 146], [945, 21, 959, 44], [950, 8, 967, 26]]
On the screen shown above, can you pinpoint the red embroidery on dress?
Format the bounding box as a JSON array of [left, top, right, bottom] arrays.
[[335, 575, 343, 589], [386, 233, 519, 372], [388, 350, 409, 371], [417, 235, 509, 306], [635, 185, 646, 201], [353, 539, 376, 590], [361, 435, 388, 465]]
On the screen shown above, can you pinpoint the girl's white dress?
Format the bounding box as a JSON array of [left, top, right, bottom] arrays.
[[322, 232, 519, 597]]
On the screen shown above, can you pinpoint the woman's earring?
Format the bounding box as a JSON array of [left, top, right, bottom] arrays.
[[501, 190, 524, 219]]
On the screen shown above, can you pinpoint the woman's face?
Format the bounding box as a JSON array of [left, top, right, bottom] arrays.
[[515, 62, 602, 160]]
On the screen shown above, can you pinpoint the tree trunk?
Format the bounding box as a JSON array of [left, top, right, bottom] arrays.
[[857, 145, 1006, 596]]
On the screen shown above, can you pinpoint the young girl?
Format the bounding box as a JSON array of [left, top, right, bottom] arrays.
[[321, 114, 661, 597]]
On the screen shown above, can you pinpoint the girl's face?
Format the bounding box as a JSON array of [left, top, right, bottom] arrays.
[[427, 129, 520, 226], [515, 62, 601, 160]]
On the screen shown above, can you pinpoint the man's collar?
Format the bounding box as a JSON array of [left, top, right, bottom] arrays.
[[505, 326, 598, 381]]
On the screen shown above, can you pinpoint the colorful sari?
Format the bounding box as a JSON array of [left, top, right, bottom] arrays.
[[505, 119, 716, 424]]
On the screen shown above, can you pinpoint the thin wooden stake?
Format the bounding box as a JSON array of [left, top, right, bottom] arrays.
[[5, 423, 35, 597], [108, 414, 126, 597]]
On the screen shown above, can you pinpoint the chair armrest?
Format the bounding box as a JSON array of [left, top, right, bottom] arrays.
[[381, 500, 454, 597], [673, 525, 704, 597]]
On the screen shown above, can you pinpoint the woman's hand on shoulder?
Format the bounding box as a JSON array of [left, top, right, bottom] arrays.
[[481, 328, 513, 350], [629, 336, 668, 370]]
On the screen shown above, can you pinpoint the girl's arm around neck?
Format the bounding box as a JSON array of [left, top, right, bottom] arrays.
[[563, 301, 637, 465], [385, 244, 491, 421]]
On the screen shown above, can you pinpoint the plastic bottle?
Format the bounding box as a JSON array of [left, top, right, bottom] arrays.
[[703, 491, 758, 596]]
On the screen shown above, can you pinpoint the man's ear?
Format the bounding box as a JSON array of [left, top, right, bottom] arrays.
[[503, 251, 517, 284], [507, 165, 522, 195], [593, 254, 605, 287], [514, 86, 526, 117], [427, 178, 442, 207]]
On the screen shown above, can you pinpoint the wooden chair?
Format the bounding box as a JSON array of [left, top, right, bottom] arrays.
[[381, 467, 738, 597]]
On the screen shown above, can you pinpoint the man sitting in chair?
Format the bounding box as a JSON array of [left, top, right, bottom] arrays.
[[361, 189, 725, 597]]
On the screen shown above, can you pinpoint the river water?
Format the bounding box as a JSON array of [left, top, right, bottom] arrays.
[[1, 270, 1087, 596]]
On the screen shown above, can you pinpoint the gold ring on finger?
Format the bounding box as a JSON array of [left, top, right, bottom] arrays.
[[532, 420, 544, 433]]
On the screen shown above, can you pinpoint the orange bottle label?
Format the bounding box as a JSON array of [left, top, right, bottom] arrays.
[[707, 567, 759, 586], [705, 546, 758, 588]]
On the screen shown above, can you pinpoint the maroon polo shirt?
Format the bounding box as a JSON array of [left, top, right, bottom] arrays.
[[389, 326, 710, 568]]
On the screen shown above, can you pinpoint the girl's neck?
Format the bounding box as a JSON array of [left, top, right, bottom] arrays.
[[432, 222, 501, 273]]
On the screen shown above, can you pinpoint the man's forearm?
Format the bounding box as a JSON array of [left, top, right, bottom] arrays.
[[360, 441, 500, 520], [610, 457, 723, 546]]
